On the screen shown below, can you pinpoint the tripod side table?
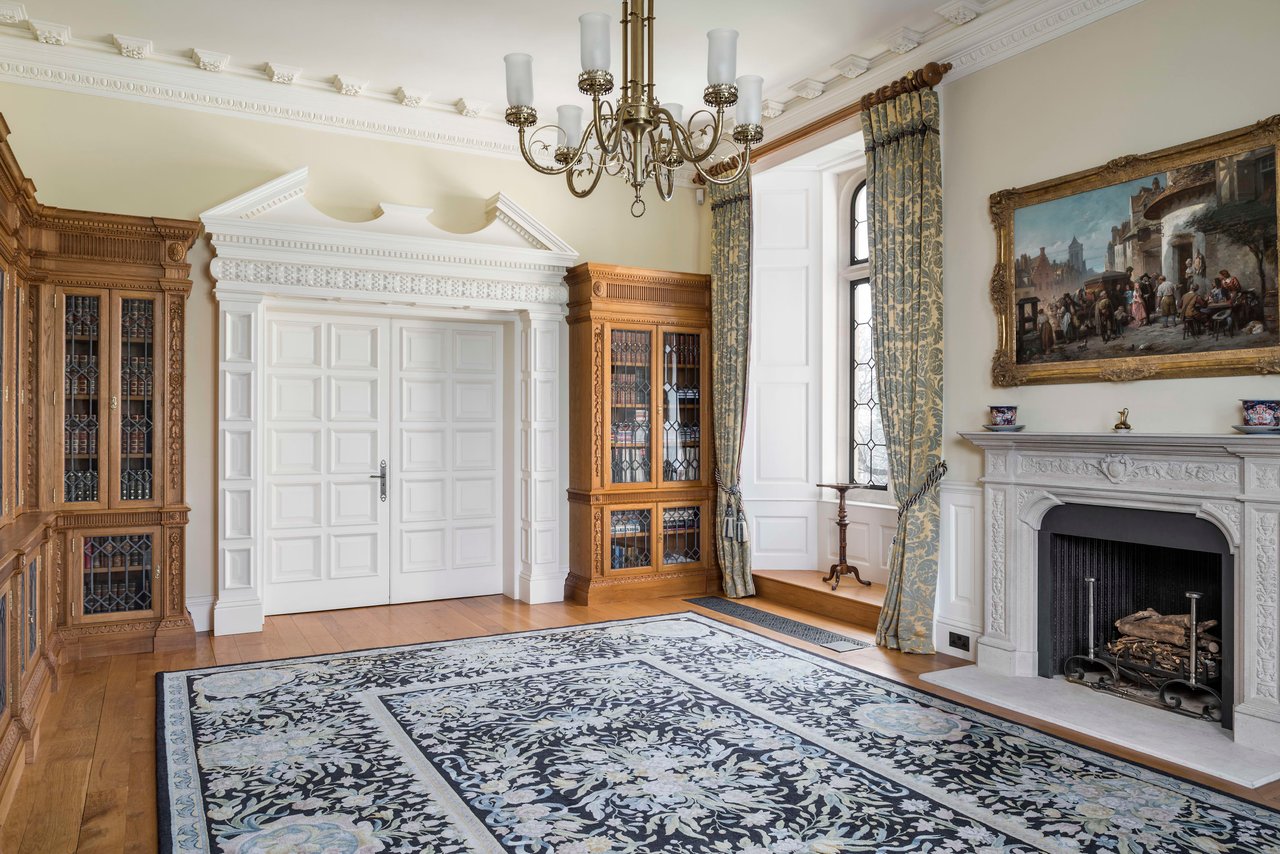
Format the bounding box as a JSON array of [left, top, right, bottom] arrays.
[[818, 483, 872, 590]]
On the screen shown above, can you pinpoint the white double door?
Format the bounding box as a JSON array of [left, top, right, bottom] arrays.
[[263, 311, 504, 615]]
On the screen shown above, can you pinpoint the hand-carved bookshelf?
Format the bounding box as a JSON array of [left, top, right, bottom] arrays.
[[0, 113, 198, 814], [565, 263, 718, 604]]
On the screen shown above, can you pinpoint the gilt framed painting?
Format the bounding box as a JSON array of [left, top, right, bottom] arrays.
[[989, 115, 1280, 385]]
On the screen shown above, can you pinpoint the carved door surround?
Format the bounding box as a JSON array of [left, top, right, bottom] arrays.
[[203, 168, 577, 635], [962, 431, 1280, 757]]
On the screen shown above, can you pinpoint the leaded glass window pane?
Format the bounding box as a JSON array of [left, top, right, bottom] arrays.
[[851, 181, 869, 264], [850, 278, 887, 488], [83, 534, 153, 615]]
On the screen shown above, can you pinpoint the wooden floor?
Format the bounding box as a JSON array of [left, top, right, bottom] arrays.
[[4, 594, 1278, 853]]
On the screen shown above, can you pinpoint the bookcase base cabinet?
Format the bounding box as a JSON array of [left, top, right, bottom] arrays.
[[566, 493, 719, 605], [54, 514, 195, 660], [564, 264, 720, 605]]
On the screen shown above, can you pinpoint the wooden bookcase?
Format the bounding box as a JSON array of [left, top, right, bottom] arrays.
[[0, 113, 199, 813], [565, 263, 719, 603]]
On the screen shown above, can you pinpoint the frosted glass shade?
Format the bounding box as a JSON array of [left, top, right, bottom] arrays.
[[504, 53, 533, 106], [557, 105, 584, 148], [580, 12, 611, 71], [706, 29, 739, 85], [663, 102, 684, 127], [736, 75, 763, 125]]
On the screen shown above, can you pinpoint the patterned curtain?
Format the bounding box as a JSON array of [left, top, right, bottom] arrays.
[[710, 172, 754, 598], [861, 88, 946, 653]]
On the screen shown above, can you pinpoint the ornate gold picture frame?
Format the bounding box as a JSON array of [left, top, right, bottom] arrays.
[[990, 115, 1280, 386]]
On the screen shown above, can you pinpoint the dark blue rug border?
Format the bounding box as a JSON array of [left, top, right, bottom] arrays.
[[154, 608, 1280, 851]]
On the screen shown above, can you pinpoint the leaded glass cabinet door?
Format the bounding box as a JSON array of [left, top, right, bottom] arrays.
[[76, 530, 157, 621], [24, 555, 38, 670], [63, 290, 108, 507], [659, 328, 705, 487], [659, 502, 706, 569], [607, 326, 655, 487], [604, 504, 656, 573], [114, 294, 161, 505]]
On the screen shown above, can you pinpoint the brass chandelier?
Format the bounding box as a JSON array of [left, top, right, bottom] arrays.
[[503, 1, 763, 217]]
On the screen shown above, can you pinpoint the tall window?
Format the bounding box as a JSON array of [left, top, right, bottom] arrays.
[[844, 181, 887, 488]]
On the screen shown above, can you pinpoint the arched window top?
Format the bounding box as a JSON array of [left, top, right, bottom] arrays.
[[850, 180, 868, 265]]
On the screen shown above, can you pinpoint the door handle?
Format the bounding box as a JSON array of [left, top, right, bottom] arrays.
[[370, 460, 387, 502]]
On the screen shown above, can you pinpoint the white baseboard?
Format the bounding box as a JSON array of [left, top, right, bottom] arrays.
[[518, 566, 568, 604], [186, 595, 215, 633], [213, 597, 265, 636]]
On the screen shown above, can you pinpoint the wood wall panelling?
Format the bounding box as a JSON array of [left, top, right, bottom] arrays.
[[0, 112, 201, 819]]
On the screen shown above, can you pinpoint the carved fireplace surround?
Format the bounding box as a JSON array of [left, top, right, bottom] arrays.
[[957, 432, 1280, 760]]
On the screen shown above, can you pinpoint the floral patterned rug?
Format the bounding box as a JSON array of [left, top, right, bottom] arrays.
[[158, 613, 1280, 853]]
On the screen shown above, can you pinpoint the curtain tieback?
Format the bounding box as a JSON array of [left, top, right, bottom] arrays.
[[714, 470, 748, 544], [891, 459, 948, 546]]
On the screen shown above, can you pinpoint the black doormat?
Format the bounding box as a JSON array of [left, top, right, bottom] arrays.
[[684, 597, 871, 652]]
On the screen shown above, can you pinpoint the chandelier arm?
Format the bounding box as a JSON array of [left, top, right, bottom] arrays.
[[516, 127, 577, 176], [670, 108, 727, 164], [566, 157, 606, 198], [654, 162, 675, 202], [690, 139, 753, 186], [593, 97, 623, 157]]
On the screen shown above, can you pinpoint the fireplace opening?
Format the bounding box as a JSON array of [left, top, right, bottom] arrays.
[[1037, 504, 1234, 728]]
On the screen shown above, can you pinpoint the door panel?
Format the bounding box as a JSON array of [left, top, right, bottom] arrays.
[[390, 320, 503, 603], [263, 314, 390, 615]]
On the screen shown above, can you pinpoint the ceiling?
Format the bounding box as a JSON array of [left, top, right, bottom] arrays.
[[17, 0, 971, 113]]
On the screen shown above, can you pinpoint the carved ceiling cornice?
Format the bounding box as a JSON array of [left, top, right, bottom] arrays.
[[0, 0, 1146, 161]]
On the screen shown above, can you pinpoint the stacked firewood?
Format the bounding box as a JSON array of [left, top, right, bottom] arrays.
[[1105, 609, 1221, 681]]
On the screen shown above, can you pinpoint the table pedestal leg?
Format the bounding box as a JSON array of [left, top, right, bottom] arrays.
[[821, 485, 872, 590]]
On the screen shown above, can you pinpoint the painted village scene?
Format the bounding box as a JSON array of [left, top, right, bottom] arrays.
[[1012, 145, 1278, 365]]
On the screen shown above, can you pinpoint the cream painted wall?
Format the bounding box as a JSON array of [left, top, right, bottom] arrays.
[[0, 83, 711, 605], [941, 0, 1280, 483]]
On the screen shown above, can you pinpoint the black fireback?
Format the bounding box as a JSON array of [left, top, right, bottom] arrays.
[[1036, 504, 1234, 729]]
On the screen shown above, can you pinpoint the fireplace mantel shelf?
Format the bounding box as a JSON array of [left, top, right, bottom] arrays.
[[951, 430, 1280, 769], [960, 430, 1280, 454]]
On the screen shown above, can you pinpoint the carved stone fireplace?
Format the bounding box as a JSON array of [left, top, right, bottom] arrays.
[[926, 433, 1280, 786]]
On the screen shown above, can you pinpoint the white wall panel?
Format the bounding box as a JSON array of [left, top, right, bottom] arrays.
[[743, 170, 824, 569]]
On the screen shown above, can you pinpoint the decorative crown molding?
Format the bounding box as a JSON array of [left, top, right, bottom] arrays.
[[334, 74, 365, 96], [0, 3, 27, 23], [760, 0, 1146, 150], [832, 54, 870, 79], [26, 19, 68, 46], [191, 47, 228, 72], [0, 0, 1146, 166], [396, 86, 427, 107], [112, 34, 152, 59], [265, 61, 299, 84], [789, 78, 825, 100], [455, 97, 487, 118], [761, 99, 786, 119], [936, 0, 984, 25], [882, 27, 925, 54]]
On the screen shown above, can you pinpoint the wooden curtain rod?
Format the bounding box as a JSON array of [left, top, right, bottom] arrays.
[[699, 61, 952, 180]]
